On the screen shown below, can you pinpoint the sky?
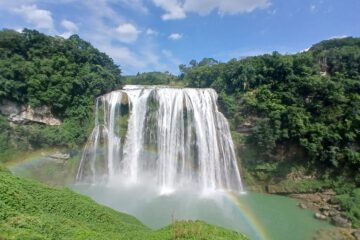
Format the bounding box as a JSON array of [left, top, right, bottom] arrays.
[[0, 0, 359, 75]]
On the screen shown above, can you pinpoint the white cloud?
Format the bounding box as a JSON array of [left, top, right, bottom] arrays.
[[115, 23, 141, 43], [1, 0, 182, 74], [329, 35, 348, 39], [59, 19, 78, 38], [168, 33, 182, 40], [153, 0, 270, 20], [82, 0, 124, 23], [61, 19, 78, 32], [119, 0, 148, 13], [59, 32, 72, 39], [184, 0, 270, 15], [146, 28, 158, 36], [153, 0, 186, 20], [300, 47, 310, 53], [100, 43, 146, 69], [13, 4, 54, 31], [310, 4, 317, 13]]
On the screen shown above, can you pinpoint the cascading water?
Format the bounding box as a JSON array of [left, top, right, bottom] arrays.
[[76, 85, 244, 194]]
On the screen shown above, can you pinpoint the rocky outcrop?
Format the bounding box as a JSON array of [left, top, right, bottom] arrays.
[[0, 99, 61, 126], [48, 152, 70, 164], [290, 190, 336, 205], [298, 203, 307, 209], [291, 190, 356, 231], [332, 215, 352, 228], [314, 212, 327, 220], [353, 230, 360, 240], [237, 120, 254, 134]]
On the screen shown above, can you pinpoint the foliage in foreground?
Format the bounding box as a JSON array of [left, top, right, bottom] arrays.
[[0, 166, 247, 240], [335, 188, 360, 228]]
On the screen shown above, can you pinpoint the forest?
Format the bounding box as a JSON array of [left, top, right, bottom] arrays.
[[178, 38, 360, 183], [0, 29, 122, 160]]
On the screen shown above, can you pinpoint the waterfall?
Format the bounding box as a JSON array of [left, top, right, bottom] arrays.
[[76, 85, 244, 193]]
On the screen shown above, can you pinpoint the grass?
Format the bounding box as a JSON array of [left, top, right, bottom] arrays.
[[334, 188, 360, 228], [0, 165, 248, 240]]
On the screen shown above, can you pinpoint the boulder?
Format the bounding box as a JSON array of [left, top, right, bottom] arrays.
[[320, 205, 330, 211], [331, 215, 351, 228], [328, 211, 338, 217], [322, 211, 329, 217], [314, 212, 327, 220], [353, 230, 360, 240], [298, 203, 307, 209], [49, 152, 70, 160], [48, 152, 70, 163]]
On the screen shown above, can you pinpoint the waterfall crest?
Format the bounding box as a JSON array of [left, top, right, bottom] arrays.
[[76, 85, 244, 193]]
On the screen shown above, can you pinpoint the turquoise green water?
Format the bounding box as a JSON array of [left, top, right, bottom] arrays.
[[240, 192, 331, 240], [72, 183, 332, 240], [10, 154, 332, 240]]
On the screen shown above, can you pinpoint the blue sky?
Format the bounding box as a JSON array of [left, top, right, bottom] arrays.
[[0, 0, 359, 75]]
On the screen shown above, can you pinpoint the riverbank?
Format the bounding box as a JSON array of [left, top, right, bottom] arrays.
[[245, 176, 360, 240]]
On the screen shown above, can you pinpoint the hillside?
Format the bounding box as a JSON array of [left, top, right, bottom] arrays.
[[178, 37, 360, 183], [0, 29, 122, 162], [176, 38, 360, 227], [0, 165, 247, 240], [123, 71, 180, 86]]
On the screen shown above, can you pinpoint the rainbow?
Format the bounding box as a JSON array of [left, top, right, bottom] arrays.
[[225, 191, 271, 240]]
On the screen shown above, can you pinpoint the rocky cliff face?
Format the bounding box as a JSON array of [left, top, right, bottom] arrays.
[[0, 99, 61, 126]]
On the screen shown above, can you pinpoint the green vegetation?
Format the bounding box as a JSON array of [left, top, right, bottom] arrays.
[[0, 29, 122, 162], [1, 28, 359, 232], [178, 37, 360, 183], [123, 71, 183, 86], [335, 188, 360, 228], [177, 38, 360, 225], [13, 153, 81, 187], [0, 165, 248, 239]]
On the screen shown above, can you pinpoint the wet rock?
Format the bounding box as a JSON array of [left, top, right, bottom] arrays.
[[320, 205, 330, 211], [328, 211, 338, 217], [322, 211, 329, 217], [332, 215, 351, 228], [322, 189, 336, 196], [290, 193, 323, 203], [49, 152, 70, 160], [121, 92, 129, 105], [49, 152, 70, 163], [315, 212, 327, 220], [0, 99, 61, 125], [329, 197, 339, 204], [298, 203, 307, 209], [353, 230, 360, 240]]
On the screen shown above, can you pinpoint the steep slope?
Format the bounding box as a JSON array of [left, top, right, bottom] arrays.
[[0, 29, 122, 162], [0, 166, 248, 240], [178, 37, 360, 184]]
